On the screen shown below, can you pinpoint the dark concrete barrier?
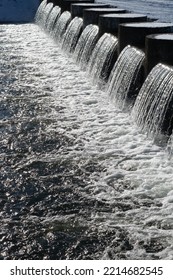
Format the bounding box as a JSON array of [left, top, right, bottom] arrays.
[[98, 13, 147, 37], [83, 8, 126, 29], [59, 0, 94, 12], [47, 0, 60, 5], [71, 3, 110, 18], [146, 33, 173, 74], [119, 22, 173, 53]]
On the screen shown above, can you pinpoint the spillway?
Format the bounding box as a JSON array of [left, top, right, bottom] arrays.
[[1, 0, 173, 260]]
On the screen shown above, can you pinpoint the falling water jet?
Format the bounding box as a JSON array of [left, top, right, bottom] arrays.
[[35, 0, 173, 146], [98, 13, 147, 37], [41, 2, 54, 28], [52, 11, 72, 43], [74, 24, 99, 68], [108, 45, 145, 110], [87, 33, 118, 86], [45, 5, 61, 32], [62, 17, 83, 53], [83, 8, 126, 29], [35, 0, 48, 24], [132, 63, 173, 145], [146, 33, 173, 74], [71, 3, 110, 19]]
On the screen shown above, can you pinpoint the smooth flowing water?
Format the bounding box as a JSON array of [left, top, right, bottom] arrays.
[[88, 33, 118, 85], [108, 46, 145, 110], [103, 0, 173, 22], [39, 2, 54, 28], [52, 11, 71, 43], [34, 0, 47, 24], [132, 63, 173, 143], [62, 17, 83, 53], [1, 23, 173, 260], [46, 6, 61, 33], [74, 24, 99, 69]]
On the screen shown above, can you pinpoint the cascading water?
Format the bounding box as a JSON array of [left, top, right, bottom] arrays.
[[1, 0, 173, 261], [38, 2, 54, 28], [34, 0, 47, 24], [46, 6, 61, 33], [74, 24, 99, 69], [52, 11, 71, 43], [61, 17, 83, 53], [132, 63, 173, 143], [87, 33, 118, 85], [108, 46, 145, 110]]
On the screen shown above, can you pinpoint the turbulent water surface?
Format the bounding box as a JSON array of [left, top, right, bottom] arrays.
[[1, 23, 173, 260]]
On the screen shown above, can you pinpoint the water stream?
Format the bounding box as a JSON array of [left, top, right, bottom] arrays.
[[46, 6, 61, 33], [62, 17, 83, 53], [52, 11, 72, 43], [88, 33, 118, 85], [74, 24, 99, 69], [1, 1, 173, 260], [132, 64, 173, 143], [108, 46, 145, 110]]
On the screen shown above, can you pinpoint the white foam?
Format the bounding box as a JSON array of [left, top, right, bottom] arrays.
[[1, 23, 173, 259]]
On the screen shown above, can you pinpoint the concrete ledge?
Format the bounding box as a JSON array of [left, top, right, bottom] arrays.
[[98, 13, 147, 37], [83, 8, 126, 29], [146, 33, 173, 74], [119, 22, 173, 53], [71, 3, 110, 18]]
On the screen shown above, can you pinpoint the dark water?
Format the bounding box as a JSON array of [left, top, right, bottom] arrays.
[[0, 23, 173, 260], [102, 0, 173, 22], [0, 24, 126, 260]]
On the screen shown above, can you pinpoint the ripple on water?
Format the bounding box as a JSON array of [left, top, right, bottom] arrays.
[[0, 23, 173, 260]]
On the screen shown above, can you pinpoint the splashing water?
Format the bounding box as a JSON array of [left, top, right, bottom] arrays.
[[132, 63, 173, 144], [1, 0, 173, 261], [87, 33, 118, 86], [1, 24, 173, 261], [108, 46, 145, 110], [62, 17, 83, 53], [74, 24, 99, 69]]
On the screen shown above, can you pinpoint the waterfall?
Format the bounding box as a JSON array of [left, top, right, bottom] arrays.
[[46, 6, 61, 33], [108, 46, 145, 110], [38, 2, 54, 28], [43, 3, 54, 29], [132, 63, 173, 143], [3, 0, 173, 261], [74, 24, 99, 69], [53, 11, 72, 43], [61, 17, 83, 53], [34, 0, 47, 24], [87, 33, 118, 85], [35, 1, 173, 146]]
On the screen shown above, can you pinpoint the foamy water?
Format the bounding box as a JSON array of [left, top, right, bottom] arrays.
[[0, 23, 173, 259]]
